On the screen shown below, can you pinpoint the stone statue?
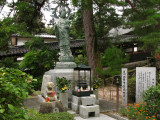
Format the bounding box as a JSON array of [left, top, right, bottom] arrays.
[[46, 82, 57, 101], [54, 4, 74, 62]]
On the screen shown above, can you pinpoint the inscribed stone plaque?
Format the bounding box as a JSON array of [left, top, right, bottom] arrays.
[[121, 68, 128, 106], [136, 67, 156, 103]]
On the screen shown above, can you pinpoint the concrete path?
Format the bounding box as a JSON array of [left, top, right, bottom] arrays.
[[75, 114, 116, 120]]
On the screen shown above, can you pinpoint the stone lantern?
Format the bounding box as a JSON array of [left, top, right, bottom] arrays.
[[72, 63, 93, 97]]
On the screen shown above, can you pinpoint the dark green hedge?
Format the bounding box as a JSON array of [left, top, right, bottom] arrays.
[[29, 112, 74, 120]]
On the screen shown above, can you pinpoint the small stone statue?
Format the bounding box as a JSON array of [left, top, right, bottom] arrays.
[[46, 82, 57, 101], [54, 3, 74, 62]]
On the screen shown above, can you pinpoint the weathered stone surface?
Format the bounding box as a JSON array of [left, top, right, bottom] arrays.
[[72, 95, 81, 105], [41, 75, 52, 98], [90, 94, 99, 104], [42, 68, 75, 103], [59, 92, 68, 110], [81, 96, 96, 106], [54, 6, 73, 62], [121, 68, 128, 106], [39, 100, 64, 114], [136, 67, 156, 103], [37, 95, 45, 103], [55, 62, 77, 69], [79, 105, 100, 119], [71, 103, 79, 113], [39, 102, 55, 114], [55, 100, 64, 112]]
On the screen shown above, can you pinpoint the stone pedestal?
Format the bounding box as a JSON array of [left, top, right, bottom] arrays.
[[41, 62, 77, 109], [79, 105, 100, 119], [71, 94, 100, 118], [59, 92, 68, 111], [39, 100, 64, 114]]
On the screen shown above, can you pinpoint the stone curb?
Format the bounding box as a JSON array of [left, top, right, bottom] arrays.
[[107, 113, 128, 120]]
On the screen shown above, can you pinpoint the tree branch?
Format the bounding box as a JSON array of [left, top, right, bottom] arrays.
[[126, 0, 139, 13]]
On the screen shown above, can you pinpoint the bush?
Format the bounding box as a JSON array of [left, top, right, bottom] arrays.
[[0, 68, 35, 120], [29, 112, 74, 120], [0, 57, 19, 68], [143, 83, 160, 118], [56, 77, 71, 93], [20, 37, 58, 90], [128, 77, 136, 103], [120, 103, 157, 120]]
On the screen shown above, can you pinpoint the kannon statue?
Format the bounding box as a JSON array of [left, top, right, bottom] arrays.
[[54, 4, 74, 62]]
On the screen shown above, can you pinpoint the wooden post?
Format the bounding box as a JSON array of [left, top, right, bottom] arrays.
[[116, 84, 119, 112]]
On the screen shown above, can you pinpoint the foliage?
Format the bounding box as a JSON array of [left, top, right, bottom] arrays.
[[20, 37, 58, 75], [0, 18, 17, 51], [0, 57, 18, 68], [56, 77, 71, 93], [28, 112, 74, 120], [0, 68, 35, 120], [31, 75, 43, 91], [128, 77, 136, 103], [120, 103, 157, 120], [143, 84, 160, 117], [12, 1, 45, 34], [74, 54, 88, 65], [44, 27, 55, 35], [93, 77, 102, 90], [69, 9, 85, 39], [25, 37, 45, 51], [20, 37, 57, 90], [20, 50, 56, 76], [123, 0, 160, 55], [97, 46, 129, 77]]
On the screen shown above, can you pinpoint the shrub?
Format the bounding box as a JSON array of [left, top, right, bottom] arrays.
[[120, 103, 157, 120], [0, 57, 19, 68], [143, 83, 160, 118], [128, 77, 136, 103], [56, 77, 71, 93], [28, 112, 74, 120], [93, 77, 102, 90], [0, 68, 35, 120], [20, 37, 58, 90]]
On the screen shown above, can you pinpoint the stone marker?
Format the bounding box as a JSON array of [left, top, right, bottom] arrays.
[[121, 68, 128, 106], [39, 100, 64, 114], [136, 67, 156, 103]]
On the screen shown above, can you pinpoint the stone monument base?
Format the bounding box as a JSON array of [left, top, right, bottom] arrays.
[[39, 100, 64, 114], [55, 62, 77, 69], [41, 62, 77, 108]]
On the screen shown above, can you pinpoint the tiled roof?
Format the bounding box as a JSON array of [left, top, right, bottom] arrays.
[[35, 34, 56, 39], [0, 40, 84, 57], [11, 34, 56, 39]]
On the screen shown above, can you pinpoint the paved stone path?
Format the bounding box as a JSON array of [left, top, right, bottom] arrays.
[[24, 96, 119, 120], [75, 114, 116, 120]]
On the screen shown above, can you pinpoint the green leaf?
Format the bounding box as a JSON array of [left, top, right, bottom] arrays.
[[8, 104, 14, 110], [0, 109, 5, 113], [0, 98, 6, 103]]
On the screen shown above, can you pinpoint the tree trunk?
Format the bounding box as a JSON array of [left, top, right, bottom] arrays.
[[82, 0, 97, 72]]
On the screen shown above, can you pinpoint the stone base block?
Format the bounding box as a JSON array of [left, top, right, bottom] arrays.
[[72, 103, 79, 113], [79, 105, 100, 119], [81, 96, 96, 106], [55, 62, 77, 69], [72, 95, 81, 105], [38, 95, 45, 103]]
